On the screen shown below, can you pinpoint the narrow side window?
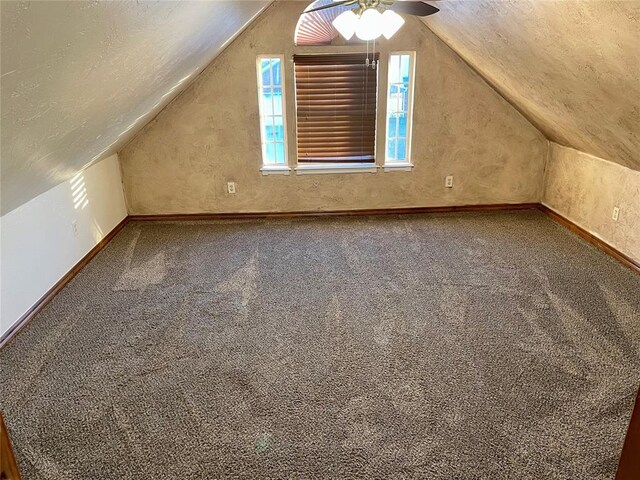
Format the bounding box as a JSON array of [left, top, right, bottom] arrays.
[[385, 52, 415, 165], [257, 56, 287, 166]]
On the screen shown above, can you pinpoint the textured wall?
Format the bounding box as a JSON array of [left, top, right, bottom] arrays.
[[120, 1, 546, 215], [422, 0, 640, 171], [543, 143, 640, 263], [0, 0, 270, 215]]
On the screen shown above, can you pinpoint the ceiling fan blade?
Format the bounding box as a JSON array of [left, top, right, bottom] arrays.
[[303, 0, 356, 14], [388, 1, 440, 16]]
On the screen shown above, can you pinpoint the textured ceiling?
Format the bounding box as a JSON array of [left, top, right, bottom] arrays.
[[2, 0, 638, 216], [1, 0, 270, 215], [421, 0, 640, 171]]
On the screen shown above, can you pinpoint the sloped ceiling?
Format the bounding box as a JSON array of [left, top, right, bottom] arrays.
[[1, 0, 270, 215], [421, 0, 640, 171], [2, 0, 638, 217]]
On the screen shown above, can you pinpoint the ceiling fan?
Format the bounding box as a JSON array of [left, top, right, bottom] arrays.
[[303, 0, 440, 41]]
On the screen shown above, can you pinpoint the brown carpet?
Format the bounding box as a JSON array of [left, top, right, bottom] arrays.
[[1, 210, 639, 479]]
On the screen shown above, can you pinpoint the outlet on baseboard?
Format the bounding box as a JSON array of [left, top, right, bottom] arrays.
[[445, 175, 454, 188], [227, 182, 236, 194], [612, 206, 620, 222]]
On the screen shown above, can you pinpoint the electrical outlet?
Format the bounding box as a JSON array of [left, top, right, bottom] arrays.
[[227, 182, 236, 194], [445, 175, 454, 188], [71, 220, 79, 237], [612, 206, 620, 222]]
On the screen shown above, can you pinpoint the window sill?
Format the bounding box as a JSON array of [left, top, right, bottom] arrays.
[[383, 162, 414, 172], [295, 163, 378, 175], [261, 165, 291, 176]]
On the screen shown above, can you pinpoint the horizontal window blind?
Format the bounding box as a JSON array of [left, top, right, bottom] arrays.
[[294, 53, 379, 163]]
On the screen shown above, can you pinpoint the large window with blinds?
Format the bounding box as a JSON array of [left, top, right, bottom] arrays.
[[294, 53, 379, 165]]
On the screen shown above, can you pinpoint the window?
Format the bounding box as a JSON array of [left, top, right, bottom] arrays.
[[294, 53, 379, 172], [257, 56, 288, 171], [385, 52, 415, 167]]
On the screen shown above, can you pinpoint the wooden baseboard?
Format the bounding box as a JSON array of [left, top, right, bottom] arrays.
[[537, 205, 640, 274], [128, 203, 539, 222], [0, 217, 130, 350], [1, 202, 636, 350], [0, 203, 535, 350], [0, 411, 21, 480], [130, 204, 639, 274]]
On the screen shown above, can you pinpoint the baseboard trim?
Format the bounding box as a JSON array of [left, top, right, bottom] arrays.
[[130, 204, 638, 273], [2, 202, 637, 350], [128, 203, 539, 221], [0, 216, 130, 350], [537, 205, 640, 274]]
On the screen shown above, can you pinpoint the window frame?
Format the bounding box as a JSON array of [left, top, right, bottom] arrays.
[[256, 54, 290, 175], [384, 51, 416, 171]]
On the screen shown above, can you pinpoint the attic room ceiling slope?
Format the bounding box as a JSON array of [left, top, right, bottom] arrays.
[[0, 0, 271, 215], [422, 0, 640, 171]]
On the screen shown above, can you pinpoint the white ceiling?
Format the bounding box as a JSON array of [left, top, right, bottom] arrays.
[[1, 0, 270, 215], [422, 0, 640, 171]]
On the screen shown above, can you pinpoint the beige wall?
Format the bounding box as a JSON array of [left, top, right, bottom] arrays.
[[120, 1, 546, 215], [543, 143, 640, 263]]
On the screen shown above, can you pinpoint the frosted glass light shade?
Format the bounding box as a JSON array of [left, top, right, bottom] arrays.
[[332, 10, 358, 40], [381, 10, 405, 39], [333, 7, 406, 42], [355, 8, 383, 41]]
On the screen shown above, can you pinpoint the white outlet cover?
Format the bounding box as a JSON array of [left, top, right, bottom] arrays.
[[227, 182, 236, 194], [612, 206, 620, 221], [445, 175, 454, 188]]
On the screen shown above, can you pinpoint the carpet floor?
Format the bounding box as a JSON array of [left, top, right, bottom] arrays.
[[1, 210, 639, 479]]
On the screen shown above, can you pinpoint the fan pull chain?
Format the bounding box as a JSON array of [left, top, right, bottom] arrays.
[[372, 37, 376, 70], [365, 39, 370, 67]]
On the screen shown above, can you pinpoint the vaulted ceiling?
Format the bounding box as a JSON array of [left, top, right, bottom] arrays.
[[0, 0, 269, 215], [421, 0, 640, 171], [1, 0, 638, 215]]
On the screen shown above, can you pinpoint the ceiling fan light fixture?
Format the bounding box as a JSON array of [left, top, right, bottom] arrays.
[[332, 10, 358, 40], [381, 9, 405, 39], [355, 8, 383, 41]]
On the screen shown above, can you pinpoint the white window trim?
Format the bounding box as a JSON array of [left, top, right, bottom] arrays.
[[295, 163, 379, 175], [256, 54, 289, 169], [261, 165, 291, 175], [384, 163, 414, 172], [384, 51, 416, 169]]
